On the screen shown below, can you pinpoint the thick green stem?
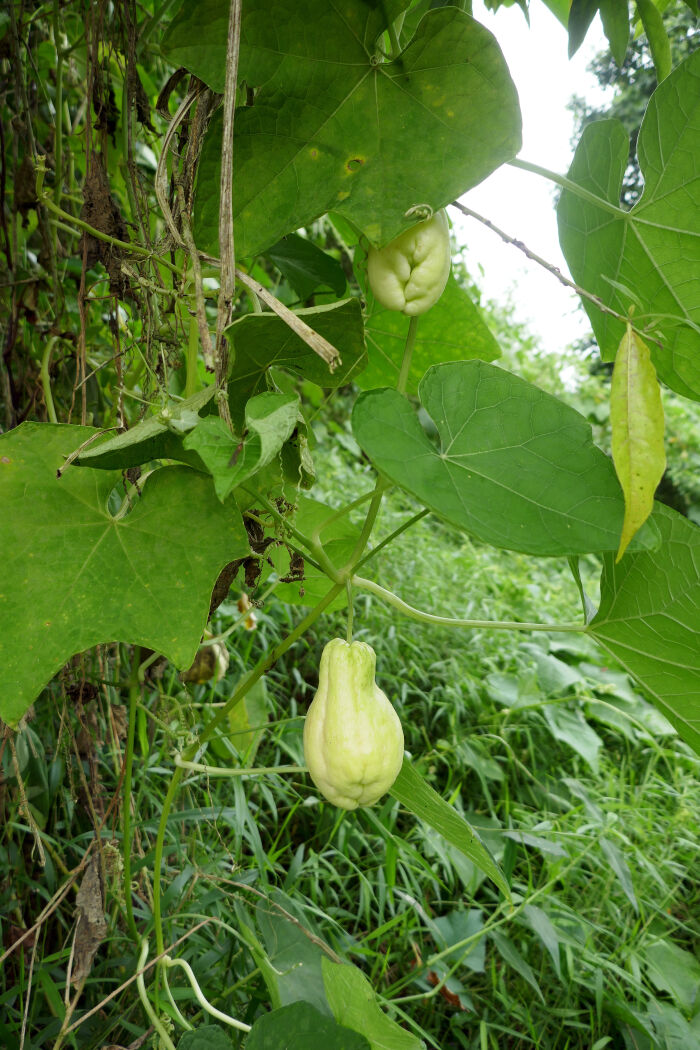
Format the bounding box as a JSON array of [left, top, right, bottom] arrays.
[[352, 575, 586, 633]]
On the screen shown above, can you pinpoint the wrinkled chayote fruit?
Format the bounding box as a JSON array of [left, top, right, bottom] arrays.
[[367, 209, 451, 315], [303, 638, 404, 810]]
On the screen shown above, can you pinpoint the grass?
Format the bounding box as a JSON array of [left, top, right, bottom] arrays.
[[1, 441, 699, 1050]]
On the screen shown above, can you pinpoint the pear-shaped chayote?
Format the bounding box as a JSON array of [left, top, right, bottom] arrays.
[[367, 209, 451, 316], [303, 638, 404, 810]]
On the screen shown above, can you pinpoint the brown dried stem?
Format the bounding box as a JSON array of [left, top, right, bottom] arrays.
[[450, 200, 661, 348], [214, 0, 243, 431]]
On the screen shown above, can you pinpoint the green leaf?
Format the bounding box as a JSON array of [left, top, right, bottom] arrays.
[[490, 930, 544, 1002], [538, 0, 571, 26], [0, 424, 249, 727], [568, 0, 602, 57], [322, 959, 424, 1050], [542, 706, 603, 773], [610, 326, 666, 561], [636, 0, 672, 81], [588, 503, 700, 756], [522, 905, 561, 979], [265, 235, 347, 301], [182, 393, 300, 502], [599, 0, 630, 67], [245, 1001, 371, 1050], [390, 757, 510, 897], [430, 909, 485, 973], [254, 894, 333, 1017], [568, 0, 630, 65], [162, 0, 413, 91], [186, 3, 521, 256], [644, 940, 700, 1015], [177, 1026, 234, 1050], [75, 386, 216, 471], [352, 360, 659, 557], [225, 300, 366, 428], [557, 51, 700, 400], [359, 274, 501, 393]]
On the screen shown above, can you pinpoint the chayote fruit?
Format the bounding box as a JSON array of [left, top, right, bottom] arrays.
[[303, 638, 404, 810], [367, 209, 451, 316]]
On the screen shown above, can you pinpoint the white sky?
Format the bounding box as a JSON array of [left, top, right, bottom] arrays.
[[453, 2, 613, 354]]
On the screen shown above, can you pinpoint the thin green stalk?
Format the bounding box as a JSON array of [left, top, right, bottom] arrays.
[[508, 157, 626, 218], [122, 652, 141, 944], [354, 508, 429, 573], [40, 337, 58, 423], [342, 476, 390, 571], [396, 315, 419, 394], [243, 484, 340, 581], [153, 580, 344, 954], [309, 488, 377, 546], [162, 955, 251, 1032], [37, 181, 180, 275], [352, 575, 586, 633]]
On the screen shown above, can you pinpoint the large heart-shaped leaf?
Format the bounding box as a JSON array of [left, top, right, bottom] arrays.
[[176, 2, 521, 256], [359, 273, 501, 393], [0, 424, 249, 726], [588, 503, 700, 756], [352, 361, 659, 557], [225, 299, 366, 427], [557, 50, 700, 400]]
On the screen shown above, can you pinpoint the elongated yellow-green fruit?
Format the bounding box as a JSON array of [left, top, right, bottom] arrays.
[[367, 210, 451, 315], [303, 638, 404, 810]]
